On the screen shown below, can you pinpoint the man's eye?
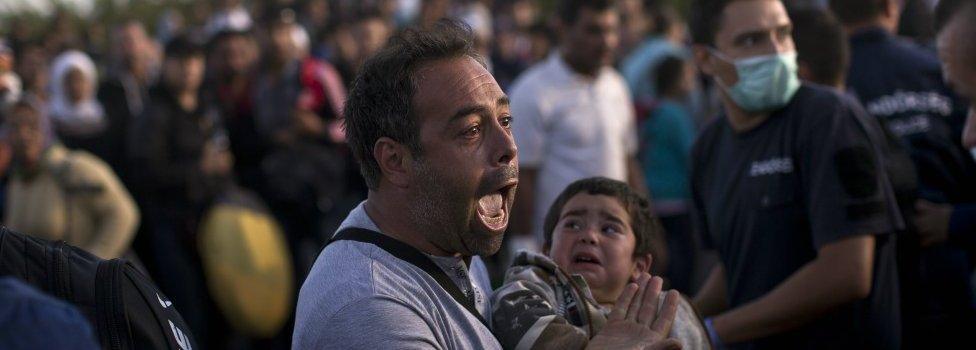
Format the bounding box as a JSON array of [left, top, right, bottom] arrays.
[[743, 36, 757, 48], [462, 125, 481, 138], [500, 116, 513, 129]]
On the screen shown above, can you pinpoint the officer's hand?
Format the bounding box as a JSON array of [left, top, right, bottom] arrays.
[[915, 200, 952, 247]]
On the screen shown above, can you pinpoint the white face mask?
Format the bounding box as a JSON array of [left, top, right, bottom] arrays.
[[709, 49, 802, 112]]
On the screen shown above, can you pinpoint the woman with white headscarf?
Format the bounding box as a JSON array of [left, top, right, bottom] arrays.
[[47, 50, 107, 154]]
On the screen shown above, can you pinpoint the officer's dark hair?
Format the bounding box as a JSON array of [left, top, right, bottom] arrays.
[[689, 0, 738, 46], [655, 55, 688, 97], [542, 177, 662, 258], [344, 19, 486, 189], [791, 6, 849, 87], [829, 0, 890, 26], [559, 0, 617, 26], [164, 36, 204, 60]]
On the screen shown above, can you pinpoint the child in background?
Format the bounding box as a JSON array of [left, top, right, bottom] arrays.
[[640, 55, 699, 293], [491, 177, 709, 349]]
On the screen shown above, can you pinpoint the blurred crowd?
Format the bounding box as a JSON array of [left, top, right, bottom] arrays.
[[0, 0, 974, 349]]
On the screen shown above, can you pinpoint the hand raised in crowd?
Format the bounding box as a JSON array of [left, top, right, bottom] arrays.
[[915, 199, 952, 247], [588, 273, 682, 350]]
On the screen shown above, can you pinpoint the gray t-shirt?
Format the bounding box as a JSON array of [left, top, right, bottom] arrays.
[[293, 202, 501, 349]]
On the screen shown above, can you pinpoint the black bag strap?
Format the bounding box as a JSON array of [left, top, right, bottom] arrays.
[[95, 259, 134, 350], [328, 228, 489, 327]]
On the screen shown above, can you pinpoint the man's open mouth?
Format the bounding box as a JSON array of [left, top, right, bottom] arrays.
[[476, 182, 517, 233]]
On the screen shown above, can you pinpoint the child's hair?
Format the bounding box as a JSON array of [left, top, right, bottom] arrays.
[[654, 55, 688, 98], [542, 177, 662, 257]]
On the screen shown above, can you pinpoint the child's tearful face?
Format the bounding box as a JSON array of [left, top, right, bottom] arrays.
[[548, 193, 650, 305]]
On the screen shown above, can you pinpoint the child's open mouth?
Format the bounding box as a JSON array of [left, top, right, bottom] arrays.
[[572, 251, 602, 266]]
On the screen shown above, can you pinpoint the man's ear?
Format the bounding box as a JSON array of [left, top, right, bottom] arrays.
[[373, 137, 412, 188], [692, 45, 714, 76], [631, 253, 653, 281]]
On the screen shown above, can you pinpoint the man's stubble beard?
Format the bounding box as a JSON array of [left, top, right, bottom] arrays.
[[408, 160, 503, 257]]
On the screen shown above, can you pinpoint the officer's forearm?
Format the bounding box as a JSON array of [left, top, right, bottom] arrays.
[[711, 235, 875, 344], [693, 264, 729, 317]]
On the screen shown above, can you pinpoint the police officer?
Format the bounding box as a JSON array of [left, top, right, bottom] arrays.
[[831, 0, 976, 346], [688, 0, 903, 348]]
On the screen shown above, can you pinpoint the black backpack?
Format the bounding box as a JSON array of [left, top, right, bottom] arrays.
[[0, 226, 197, 350]]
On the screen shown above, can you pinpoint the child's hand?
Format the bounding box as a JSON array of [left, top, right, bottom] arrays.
[[587, 273, 682, 350]]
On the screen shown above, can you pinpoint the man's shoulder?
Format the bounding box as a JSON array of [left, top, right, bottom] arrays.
[[852, 35, 942, 77], [792, 83, 848, 107], [299, 240, 426, 305], [784, 84, 860, 124]]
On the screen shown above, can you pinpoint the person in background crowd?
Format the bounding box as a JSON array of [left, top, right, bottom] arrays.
[[620, 3, 687, 117], [0, 40, 18, 210], [0, 41, 22, 109], [936, 0, 976, 152], [294, 19, 681, 350], [791, 6, 924, 347], [97, 20, 159, 182], [489, 0, 539, 90], [933, 0, 976, 311], [204, 0, 254, 39], [351, 10, 394, 77], [132, 36, 232, 349], [831, 0, 976, 345], [640, 55, 699, 294], [13, 45, 49, 101], [789, 7, 848, 90], [46, 50, 106, 158], [688, 0, 903, 348], [254, 11, 352, 277], [3, 98, 138, 260], [207, 29, 267, 195], [509, 0, 646, 252]]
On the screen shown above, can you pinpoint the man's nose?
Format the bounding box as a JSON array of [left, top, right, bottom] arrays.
[[491, 124, 517, 167]]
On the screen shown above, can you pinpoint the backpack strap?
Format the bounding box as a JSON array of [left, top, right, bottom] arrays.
[[327, 228, 490, 327], [95, 259, 134, 350]]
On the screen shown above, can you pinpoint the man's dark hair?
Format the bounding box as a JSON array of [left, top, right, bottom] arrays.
[[164, 36, 204, 60], [344, 19, 485, 189], [689, 0, 737, 45], [542, 177, 662, 258], [829, 0, 890, 25], [559, 0, 616, 25], [791, 6, 849, 87], [654, 55, 687, 97]]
